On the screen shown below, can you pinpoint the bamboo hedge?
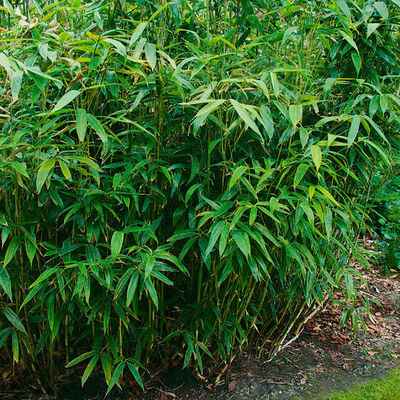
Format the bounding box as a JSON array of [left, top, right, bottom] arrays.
[[0, 0, 399, 394]]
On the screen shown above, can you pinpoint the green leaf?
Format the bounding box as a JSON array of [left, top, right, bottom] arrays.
[[317, 186, 341, 207], [336, 0, 352, 19], [351, 51, 361, 75], [12, 330, 19, 363], [11, 162, 29, 178], [82, 355, 99, 386], [59, 160, 72, 181], [294, 163, 309, 188], [76, 108, 88, 142], [36, 159, 56, 193], [300, 127, 309, 147], [3, 307, 26, 334], [367, 23, 380, 38], [20, 285, 42, 309], [144, 254, 155, 279], [231, 230, 250, 258], [126, 271, 140, 306], [104, 38, 127, 58], [185, 183, 201, 205], [129, 22, 147, 46], [228, 166, 247, 190], [144, 279, 158, 309], [289, 104, 302, 126], [52, 90, 80, 112], [0, 52, 11, 75], [29, 267, 58, 288], [374, 2, 388, 19], [25, 232, 37, 265], [339, 30, 357, 51], [325, 208, 333, 239], [219, 222, 230, 257], [128, 362, 144, 390], [230, 99, 261, 137], [3, 237, 21, 268], [0, 328, 12, 349], [106, 362, 126, 394], [111, 231, 124, 257], [205, 221, 224, 256], [87, 114, 108, 145], [348, 115, 360, 146], [282, 26, 297, 46], [193, 100, 225, 132], [66, 351, 97, 368], [114, 268, 134, 300], [145, 43, 157, 70], [0, 268, 12, 300], [270, 72, 280, 97], [101, 354, 113, 385], [11, 70, 23, 101], [311, 145, 322, 172]]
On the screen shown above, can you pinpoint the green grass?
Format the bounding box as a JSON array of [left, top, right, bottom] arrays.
[[328, 369, 400, 400]]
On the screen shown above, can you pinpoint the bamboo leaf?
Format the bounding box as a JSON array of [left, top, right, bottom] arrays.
[[12, 331, 19, 363], [336, 0, 352, 19], [230, 99, 261, 137], [367, 23, 380, 38], [36, 159, 56, 193], [348, 115, 360, 146], [126, 272, 139, 306], [3, 307, 26, 334], [144, 279, 158, 309], [66, 351, 97, 368], [129, 22, 147, 46], [289, 104, 302, 126], [11, 70, 23, 101], [374, 2, 388, 19], [76, 108, 88, 142], [52, 90, 80, 112], [3, 237, 21, 269], [145, 43, 157, 70], [231, 230, 250, 258], [294, 163, 309, 188], [144, 254, 155, 279], [106, 362, 126, 394], [87, 114, 108, 144], [228, 166, 247, 190], [111, 231, 124, 257], [0, 268, 12, 300], [59, 160, 72, 181], [185, 183, 201, 205], [311, 145, 322, 171], [101, 354, 113, 385], [29, 267, 58, 288], [128, 362, 144, 390], [82, 355, 99, 386]]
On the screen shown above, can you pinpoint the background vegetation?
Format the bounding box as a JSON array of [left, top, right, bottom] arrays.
[[0, 0, 399, 394]]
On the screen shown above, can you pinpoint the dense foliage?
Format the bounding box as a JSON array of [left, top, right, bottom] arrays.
[[0, 0, 399, 394], [371, 150, 400, 271]]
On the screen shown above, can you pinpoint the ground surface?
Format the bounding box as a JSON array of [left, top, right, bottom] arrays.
[[1, 240, 400, 399]]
